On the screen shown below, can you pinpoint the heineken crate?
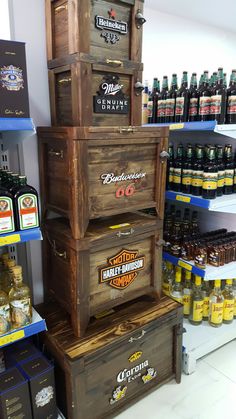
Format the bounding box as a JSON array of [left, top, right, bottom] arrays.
[[46, 0, 145, 63], [48, 53, 143, 127], [38, 296, 183, 419], [37, 125, 169, 239], [42, 212, 164, 337]]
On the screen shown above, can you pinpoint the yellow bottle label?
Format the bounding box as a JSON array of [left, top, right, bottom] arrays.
[[211, 302, 223, 324], [203, 297, 209, 318], [183, 294, 191, 315], [191, 174, 203, 187], [169, 167, 174, 183], [162, 283, 170, 296], [223, 299, 234, 321], [217, 178, 225, 188], [182, 170, 192, 186], [173, 168, 181, 184], [202, 179, 218, 190], [225, 170, 234, 186], [172, 296, 183, 304], [193, 300, 203, 321], [225, 178, 234, 186]]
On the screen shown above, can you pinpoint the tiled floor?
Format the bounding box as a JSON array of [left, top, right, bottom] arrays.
[[116, 340, 236, 419]]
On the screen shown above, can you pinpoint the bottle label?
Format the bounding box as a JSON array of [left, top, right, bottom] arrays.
[[210, 302, 223, 325], [165, 98, 175, 117], [227, 95, 236, 115], [183, 292, 191, 316], [223, 299, 234, 321], [208, 252, 220, 267], [169, 167, 174, 183], [217, 170, 225, 188], [234, 169, 236, 185], [203, 297, 209, 318], [192, 170, 203, 187], [147, 100, 153, 117], [175, 97, 185, 116], [18, 193, 39, 230], [10, 298, 31, 328], [0, 197, 15, 234], [193, 300, 203, 322], [189, 98, 198, 116], [0, 304, 11, 334], [199, 96, 211, 115], [173, 168, 182, 184], [195, 253, 207, 268], [210, 95, 222, 115], [202, 172, 218, 190], [182, 169, 192, 186], [157, 100, 166, 117], [225, 169, 234, 186], [162, 282, 170, 296]]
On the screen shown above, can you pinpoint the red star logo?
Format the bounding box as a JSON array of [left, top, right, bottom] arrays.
[[108, 8, 116, 19]]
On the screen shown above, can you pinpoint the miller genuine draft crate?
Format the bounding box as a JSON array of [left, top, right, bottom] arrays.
[[46, 0, 145, 62], [47, 53, 143, 126], [42, 212, 164, 337], [38, 296, 183, 419], [37, 125, 169, 239]]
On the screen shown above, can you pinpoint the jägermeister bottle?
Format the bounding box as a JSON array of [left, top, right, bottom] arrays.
[[170, 268, 183, 304], [189, 275, 203, 325], [183, 271, 192, 318], [165, 74, 178, 123], [226, 69, 236, 124], [199, 74, 211, 121], [13, 176, 40, 231], [175, 71, 189, 123], [172, 144, 183, 192], [210, 68, 227, 124], [191, 145, 204, 196], [9, 265, 32, 329], [223, 279, 234, 324], [166, 144, 174, 190], [216, 145, 225, 197], [209, 280, 224, 327], [224, 144, 234, 195], [202, 147, 218, 199], [188, 73, 199, 122], [181, 145, 193, 194], [157, 76, 168, 123], [0, 178, 15, 235]]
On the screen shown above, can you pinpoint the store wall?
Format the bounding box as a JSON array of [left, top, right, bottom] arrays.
[[0, 0, 10, 39]]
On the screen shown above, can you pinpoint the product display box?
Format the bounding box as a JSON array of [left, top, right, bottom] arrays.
[[38, 295, 183, 419], [46, 0, 145, 62], [37, 125, 169, 238], [42, 212, 163, 337], [0, 39, 30, 118], [0, 367, 32, 419], [4, 342, 41, 368]]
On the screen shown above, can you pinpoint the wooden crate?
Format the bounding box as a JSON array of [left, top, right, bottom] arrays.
[[42, 212, 164, 337], [47, 53, 143, 126], [38, 296, 183, 419], [46, 0, 145, 62], [37, 125, 169, 239]]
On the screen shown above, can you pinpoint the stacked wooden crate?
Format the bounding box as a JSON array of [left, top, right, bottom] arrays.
[[37, 1, 183, 418]]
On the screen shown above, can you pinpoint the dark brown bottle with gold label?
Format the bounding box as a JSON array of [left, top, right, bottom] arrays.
[[181, 145, 193, 194], [191, 146, 204, 196], [224, 144, 234, 195], [202, 147, 218, 199]]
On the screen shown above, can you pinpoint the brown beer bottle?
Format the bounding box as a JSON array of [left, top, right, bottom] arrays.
[[166, 144, 174, 190], [165, 74, 178, 123], [182, 145, 193, 194], [172, 144, 184, 192], [202, 147, 218, 199], [210, 68, 227, 124], [191, 145, 204, 196], [188, 73, 199, 122], [157, 76, 168, 123], [226, 70, 236, 124], [224, 144, 234, 195], [199, 74, 211, 121], [175, 71, 189, 123], [216, 145, 225, 197]]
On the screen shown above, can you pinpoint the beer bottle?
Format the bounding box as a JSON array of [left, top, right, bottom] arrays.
[[172, 144, 184, 192], [209, 280, 224, 328], [191, 145, 204, 196], [189, 275, 203, 325], [170, 211, 182, 257], [188, 73, 199, 122], [157, 76, 168, 123], [175, 71, 189, 123], [147, 88, 153, 124], [199, 74, 211, 121], [191, 210, 200, 237], [202, 147, 218, 199], [13, 176, 40, 231], [166, 144, 174, 190], [170, 268, 183, 304], [216, 145, 225, 197], [222, 279, 234, 324], [165, 74, 178, 123], [211, 72, 217, 91], [224, 144, 234, 195], [223, 73, 227, 89], [198, 74, 204, 90], [183, 271, 192, 318], [210, 68, 227, 124], [142, 80, 149, 125], [150, 77, 159, 124], [226, 69, 236, 124], [182, 145, 193, 194]]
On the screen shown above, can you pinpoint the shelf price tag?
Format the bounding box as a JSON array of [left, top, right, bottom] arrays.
[[178, 260, 193, 271], [0, 234, 21, 247], [0, 329, 25, 347], [169, 123, 184, 131], [176, 195, 191, 203]]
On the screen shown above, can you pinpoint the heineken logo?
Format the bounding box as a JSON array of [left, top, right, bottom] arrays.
[[95, 8, 128, 45], [99, 249, 145, 290], [94, 74, 130, 114]]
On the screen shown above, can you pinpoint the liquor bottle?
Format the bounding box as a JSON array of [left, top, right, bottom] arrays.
[[3, 259, 16, 294], [0, 288, 11, 335], [182, 208, 191, 240], [222, 279, 234, 324], [191, 145, 204, 196], [224, 144, 234, 195], [194, 241, 207, 269], [172, 144, 184, 192], [233, 279, 236, 319], [210, 68, 227, 124], [157, 76, 168, 123], [166, 144, 174, 190], [150, 77, 159, 124], [147, 88, 153, 124], [142, 80, 149, 125], [165, 74, 178, 123], [9, 174, 19, 194], [216, 145, 225, 197], [181, 145, 193, 194], [170, 212, 182, 257], [223, 73, 227, 89], [198, 73, 211, 121], [202, 147, 218, 199], [183, 271, 192, 318], [198, 74, 204, 90], [202, 281, 210, 320], [170, 269, 183, 303], [209, 280, 224, 327], [13, 176, 40, 231], [211, 72, 217, 91], [175, 71, 189, 123], [9, 265, 32, 329], [226, 69, 236, 124], [189, 275, 203, 325], [191, 210, 200, 237], [0, 177, 15, 235], [188, 73, 199, 122], [162, 261, 174, 296]]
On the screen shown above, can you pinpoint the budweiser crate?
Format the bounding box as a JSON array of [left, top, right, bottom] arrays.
[[46, 0, 145, 62], [48, 53, 143, 126], [37, 125, 169, 239], [38, 296, 183, 419], [42, 212, 164, 337]]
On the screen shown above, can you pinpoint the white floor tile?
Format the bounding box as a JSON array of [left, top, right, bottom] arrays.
[[202, 339, 236, 382]]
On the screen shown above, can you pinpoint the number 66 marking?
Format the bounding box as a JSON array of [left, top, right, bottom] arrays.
[[116, 184, 135, 198]]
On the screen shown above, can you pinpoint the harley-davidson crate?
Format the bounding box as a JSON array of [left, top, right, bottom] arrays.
[[38, 296, 183, 419], [47, 53, 143, 126], [46, 0, 145, 62], [42, 212, 163, 337], [37, 126, 169, 239]]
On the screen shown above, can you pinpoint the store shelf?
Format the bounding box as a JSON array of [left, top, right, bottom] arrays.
[[182, 318, 236, 374], [147, 121, 236, 138], [166, 190, 236, 213], [0, 228, 42, 247], [0, 308, 47, 349], [163, 251, 236, 280], [0, 118, 35, 132]]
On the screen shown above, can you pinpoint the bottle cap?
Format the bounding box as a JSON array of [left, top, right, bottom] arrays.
[[226, 279, 233, 285], [195, 275, 201, 286]]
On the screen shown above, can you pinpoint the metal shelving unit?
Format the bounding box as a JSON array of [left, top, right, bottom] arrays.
[[166, 190, 236, 213]]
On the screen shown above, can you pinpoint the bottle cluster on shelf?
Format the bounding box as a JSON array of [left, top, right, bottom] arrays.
[[163, 262, 235, 327], [143, 68, 236, 125], [164, 206, 236, 268], [0, 169, 40, 235], [167, 142, 236, 199], [0, 253, 32, 336]]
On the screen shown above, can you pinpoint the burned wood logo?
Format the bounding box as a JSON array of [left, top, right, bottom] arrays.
[[93, 74, 130, 114], [99, 249, 145, 290]]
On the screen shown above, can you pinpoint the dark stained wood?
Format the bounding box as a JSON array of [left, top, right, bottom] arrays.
[[38, 295, 183, 419]]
